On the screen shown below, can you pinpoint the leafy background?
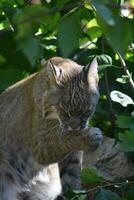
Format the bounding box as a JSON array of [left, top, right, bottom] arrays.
[[0, 0, 134, 199]]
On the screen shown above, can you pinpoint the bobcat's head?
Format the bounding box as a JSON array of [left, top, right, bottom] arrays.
[[43, 57, 99, 132]]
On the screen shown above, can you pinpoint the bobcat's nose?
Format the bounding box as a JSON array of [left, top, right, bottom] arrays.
[[68, 118, 80, 130]]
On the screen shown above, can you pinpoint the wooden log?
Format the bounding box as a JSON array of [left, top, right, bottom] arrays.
[[83, 136, 134, 181]]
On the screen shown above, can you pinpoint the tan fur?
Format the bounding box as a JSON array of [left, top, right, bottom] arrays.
[[0, 57, 103, 200], [0, 57, 94, 166]]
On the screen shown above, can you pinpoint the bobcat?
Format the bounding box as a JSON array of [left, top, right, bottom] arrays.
[[0, 57, 102, 200]]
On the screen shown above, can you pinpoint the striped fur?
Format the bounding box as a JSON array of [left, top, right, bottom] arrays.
[[0, 57, 101, 200]]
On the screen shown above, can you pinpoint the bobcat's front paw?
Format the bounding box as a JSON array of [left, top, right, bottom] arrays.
[[82, 127, 103, 149], [89, 127, 103, 147]]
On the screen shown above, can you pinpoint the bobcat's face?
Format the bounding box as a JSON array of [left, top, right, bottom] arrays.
[[44, 57, 99, 132], [56, 77, 99, 131]]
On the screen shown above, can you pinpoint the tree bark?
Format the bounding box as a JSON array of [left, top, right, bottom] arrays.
[[83, 136, 134, 181]]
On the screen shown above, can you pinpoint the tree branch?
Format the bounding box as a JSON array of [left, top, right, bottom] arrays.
[[117, 52, 134, 95]]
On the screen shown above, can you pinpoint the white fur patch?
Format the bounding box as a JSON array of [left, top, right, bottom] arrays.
[[29, 163, 62, 200]]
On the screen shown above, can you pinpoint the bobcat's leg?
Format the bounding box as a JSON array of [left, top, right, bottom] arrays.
[[59, 151, 83, 193], [58, 127, 103, 194], [0, 164, 22, 200]]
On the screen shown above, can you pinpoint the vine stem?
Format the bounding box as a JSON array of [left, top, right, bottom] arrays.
[[86, 180, 134, 193], [71, 180, 134, 199], [117, 52, 134, 95]]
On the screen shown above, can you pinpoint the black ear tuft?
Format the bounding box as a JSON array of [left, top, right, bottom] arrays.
[[82, 57, 99, 88], [88, 57, 98, 76]]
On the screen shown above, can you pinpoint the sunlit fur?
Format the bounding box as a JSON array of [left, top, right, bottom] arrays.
[[0, 57, 100, 200]]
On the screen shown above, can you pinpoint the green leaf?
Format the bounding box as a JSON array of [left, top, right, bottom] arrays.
[[88, 54, 113, 71], [116, 75, 130, 84], [100, 17, 132, 56], [0, 68, 25, 92], [88, 54, 112, 65], [87, 26, 102, 40], [110, 90, 134, 107], [13, 5, 60, 66], [124, 191, 134, 200], [95, 189, 122, 200], [131, 111, 134, 118], [1, 1, 16, 20], [97, 54, 112, 65], [92, 0, 115, 26], [13, 5, 45, 26], [77, 194, 87, 200], [13, 6, 46, 66], [92, 0, 133, 56], [18, 36, 43, 67], [42, 12, 60, 31], [119, 131, 134, 152], [80, 168, 104, 185], [58, 8, 81, 57], [80, 6, 94, 21], [116, 115, 134, 131], [0, 30, 31, 69], [0, 54, 6, 65]]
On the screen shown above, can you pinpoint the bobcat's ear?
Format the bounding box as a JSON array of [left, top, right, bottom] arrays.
[[82, 57, 99, 89], [49, 61, 62, 79], [47, 60, 63, 84]]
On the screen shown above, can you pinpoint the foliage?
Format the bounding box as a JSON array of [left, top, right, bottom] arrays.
[[95, 189, 122, 200], [119, 130, 134, 152], [0, 0, 134, 199], [80, 168, 104, 185]]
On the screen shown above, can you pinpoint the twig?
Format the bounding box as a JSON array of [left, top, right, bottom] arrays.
[[71, 180, 134, 197], [86, 180, 134, 193], [117, 52, 134, 95]]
